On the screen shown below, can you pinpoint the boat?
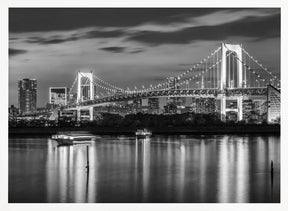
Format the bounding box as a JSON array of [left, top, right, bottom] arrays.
[[51, 132, 95, 145], [135, 129, 152, 139]]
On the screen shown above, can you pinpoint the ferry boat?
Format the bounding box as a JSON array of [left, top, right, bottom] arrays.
[[135, 129, 152, 139], [51, 132, 95, 145]]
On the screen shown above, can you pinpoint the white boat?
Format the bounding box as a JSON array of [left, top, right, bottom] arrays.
[[135, 129, 152, 139], [51, 133, 95, 145]]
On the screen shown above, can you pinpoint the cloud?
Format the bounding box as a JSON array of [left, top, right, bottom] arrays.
[[127, 13, 280, 45], [128, 48, 145, 54], [9, 48, 27, 56], [25, 29, 126, 45], [99, 47, 145, 54], [9, 8, 224, 32], [84, 29, 125, 38], [99, 47, 126, 53], [26, 35, 79, 44]]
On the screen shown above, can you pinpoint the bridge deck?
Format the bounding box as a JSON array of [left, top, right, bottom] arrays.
[[66, 87, 268, 109]]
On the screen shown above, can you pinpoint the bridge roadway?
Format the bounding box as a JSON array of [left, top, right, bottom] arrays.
[[65, 87, 268, 109]]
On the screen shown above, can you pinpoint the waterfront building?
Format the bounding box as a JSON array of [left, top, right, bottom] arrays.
[[164, 103, 177, 114], [132, 99, 142, 113], [9, 105, 19, 116], [195, 98, 216, 114], [242, 99, 267, 123], [242, 99, 255, 122], [176, 105, 186, 114], [148, 98, 159, 114], [18, 78, 37, 114], [49, 87, 68, 106]]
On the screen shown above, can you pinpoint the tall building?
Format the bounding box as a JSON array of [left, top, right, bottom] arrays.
[[49, 87, 68, 106], [18, 78, 37, 114], [166, 77, 183, 113], [148, 98, 159, 114], [132, 99, 142, 113]]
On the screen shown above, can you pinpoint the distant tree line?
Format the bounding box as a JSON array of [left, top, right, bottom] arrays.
[[9, 112, 270, 129]]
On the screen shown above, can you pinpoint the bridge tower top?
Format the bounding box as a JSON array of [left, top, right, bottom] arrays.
[[77, 71, 94, 103], [220, 43, 243, 90]]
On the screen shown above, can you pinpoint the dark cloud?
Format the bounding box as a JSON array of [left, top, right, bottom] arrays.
[[99, 47, 126, 53], [127, 13, 280, 45], [99, 47, 145, 54], [129, 48, 145, 54], [9, 8, 225, 32], [25, 29, 126, 45], [84, 30, 125, 38], [26, 35, 79, 44], [9, 48, 27, 56], [9, 37, 18, 41]]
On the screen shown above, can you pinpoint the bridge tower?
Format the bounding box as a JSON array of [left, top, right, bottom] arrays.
[[77, 72, 94, 103], [219, 43, 243, 121], [76, 71, 94, 121]]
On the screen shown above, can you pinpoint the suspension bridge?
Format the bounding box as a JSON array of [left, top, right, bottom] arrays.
[[52, 43, 280, 123]]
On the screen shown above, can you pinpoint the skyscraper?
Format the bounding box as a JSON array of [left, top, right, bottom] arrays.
[[166, 77, 183, 113], [18, 78, 37, 113]]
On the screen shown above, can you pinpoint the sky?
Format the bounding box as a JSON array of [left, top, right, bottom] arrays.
[[9, 8, 280, 107]]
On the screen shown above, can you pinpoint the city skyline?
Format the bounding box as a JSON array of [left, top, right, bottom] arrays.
[[9, 8, 280, 107]]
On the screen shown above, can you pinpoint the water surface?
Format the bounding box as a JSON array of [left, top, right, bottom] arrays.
[[9, 134, 280, 203]]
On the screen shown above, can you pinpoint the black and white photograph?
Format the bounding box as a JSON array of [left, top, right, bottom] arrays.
[[3, 1, 286, 208]]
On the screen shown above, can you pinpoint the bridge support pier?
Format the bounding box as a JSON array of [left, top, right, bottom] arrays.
[[220, 94, 226, 122], [76, 107, 94, 121], [77, 109, 81, 121], [219, 95, 243, 122], [89, 107, 93, 121], [237, 96, 243, 121]]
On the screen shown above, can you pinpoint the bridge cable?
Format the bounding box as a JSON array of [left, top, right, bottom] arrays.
[[223, 45, 270, 88], [242, 47, 280, 85], [93, 74, 124, 92], [134, 46, 222, 93]]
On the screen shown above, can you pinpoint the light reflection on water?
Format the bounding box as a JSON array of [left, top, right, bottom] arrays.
[[9, 134, 280, 203]]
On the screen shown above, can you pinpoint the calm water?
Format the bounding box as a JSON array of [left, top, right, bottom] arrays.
[[9, 134, 280, 203]]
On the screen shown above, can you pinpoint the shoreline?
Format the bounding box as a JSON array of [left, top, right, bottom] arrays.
[[9, 124, 280, 136]]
